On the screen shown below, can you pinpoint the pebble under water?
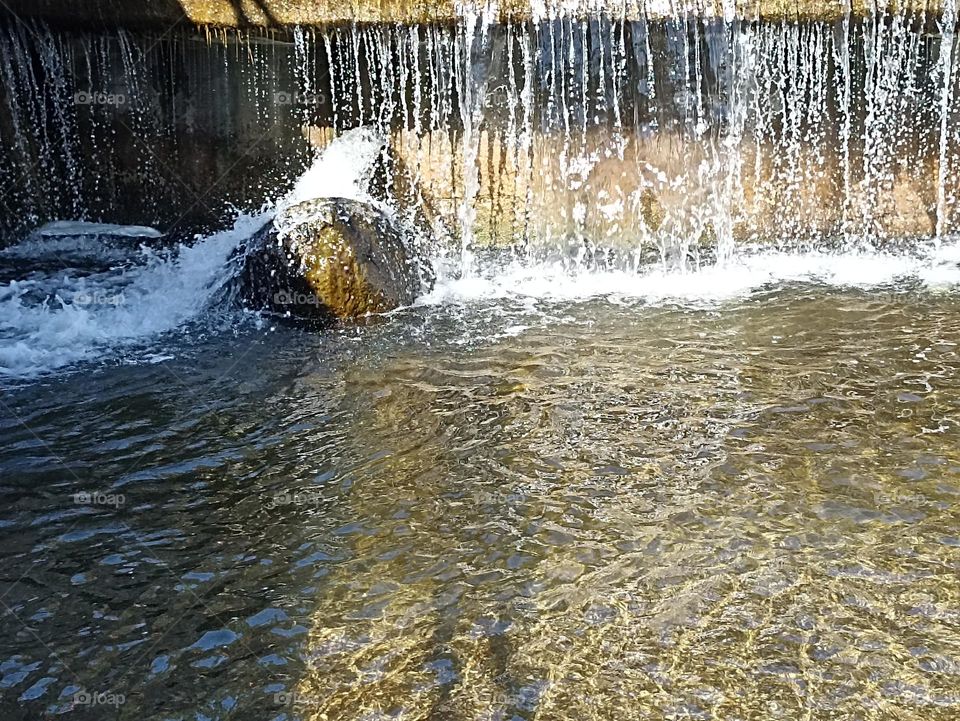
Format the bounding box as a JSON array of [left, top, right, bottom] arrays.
[[1, 232, 960, 719]]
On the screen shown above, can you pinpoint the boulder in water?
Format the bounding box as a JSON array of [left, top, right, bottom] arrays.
[[239, 197, 431, 325]]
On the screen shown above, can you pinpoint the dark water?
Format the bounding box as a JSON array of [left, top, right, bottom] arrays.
[[2, 281, 960, 720]]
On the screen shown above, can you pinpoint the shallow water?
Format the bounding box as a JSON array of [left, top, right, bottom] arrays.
[[2, 250, 960, 719]]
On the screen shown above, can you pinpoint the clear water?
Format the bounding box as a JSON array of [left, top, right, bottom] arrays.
[[3, 4, 960, 719], [1, 221, 960, 718]]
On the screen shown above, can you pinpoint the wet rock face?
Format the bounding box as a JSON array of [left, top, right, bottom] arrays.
[[238, 197, 431, 325]]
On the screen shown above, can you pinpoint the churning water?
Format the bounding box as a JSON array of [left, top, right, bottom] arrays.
[[0, 127, 390, 378], [3, 217, 960, 379], [0, 214, 267, 377]]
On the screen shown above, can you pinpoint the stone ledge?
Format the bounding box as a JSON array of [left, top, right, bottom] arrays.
[[0, 0, 950, 30]]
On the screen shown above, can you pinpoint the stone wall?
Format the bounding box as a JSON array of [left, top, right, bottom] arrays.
[[1, 0, 950, 29]]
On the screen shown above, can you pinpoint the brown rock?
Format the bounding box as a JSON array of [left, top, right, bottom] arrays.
[[238, 197, 431, 324]]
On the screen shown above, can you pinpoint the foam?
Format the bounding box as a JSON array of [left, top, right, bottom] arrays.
[[418, 244, 960, 307], [0, 213, 269, 378]]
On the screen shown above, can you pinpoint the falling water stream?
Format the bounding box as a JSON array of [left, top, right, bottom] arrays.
[[2, 5, 960, 721], [3, 12, 960, 249]]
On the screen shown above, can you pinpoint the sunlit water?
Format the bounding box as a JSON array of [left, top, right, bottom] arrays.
[[1, 228, 960, 720]]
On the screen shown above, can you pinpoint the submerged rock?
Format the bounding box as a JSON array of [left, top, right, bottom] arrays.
[[34, 221, 165, 239], [238, 197, 431, 325]]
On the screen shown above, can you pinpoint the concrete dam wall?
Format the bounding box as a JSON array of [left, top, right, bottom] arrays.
[[1, 2, 959, 264]]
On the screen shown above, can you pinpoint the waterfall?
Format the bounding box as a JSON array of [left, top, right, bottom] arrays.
[[937, 0, 959, 239], [1, 10, 959, 269]]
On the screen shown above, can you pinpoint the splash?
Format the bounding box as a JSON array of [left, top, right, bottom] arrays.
[[0, 127, 397, 380], [418, 241, 960, 307], [0, 213, 269, 378], [277, 126, 385, 212], [3, 13, 960, 381]]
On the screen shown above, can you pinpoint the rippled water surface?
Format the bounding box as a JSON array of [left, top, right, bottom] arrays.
[[2, 280, 960, 720]]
